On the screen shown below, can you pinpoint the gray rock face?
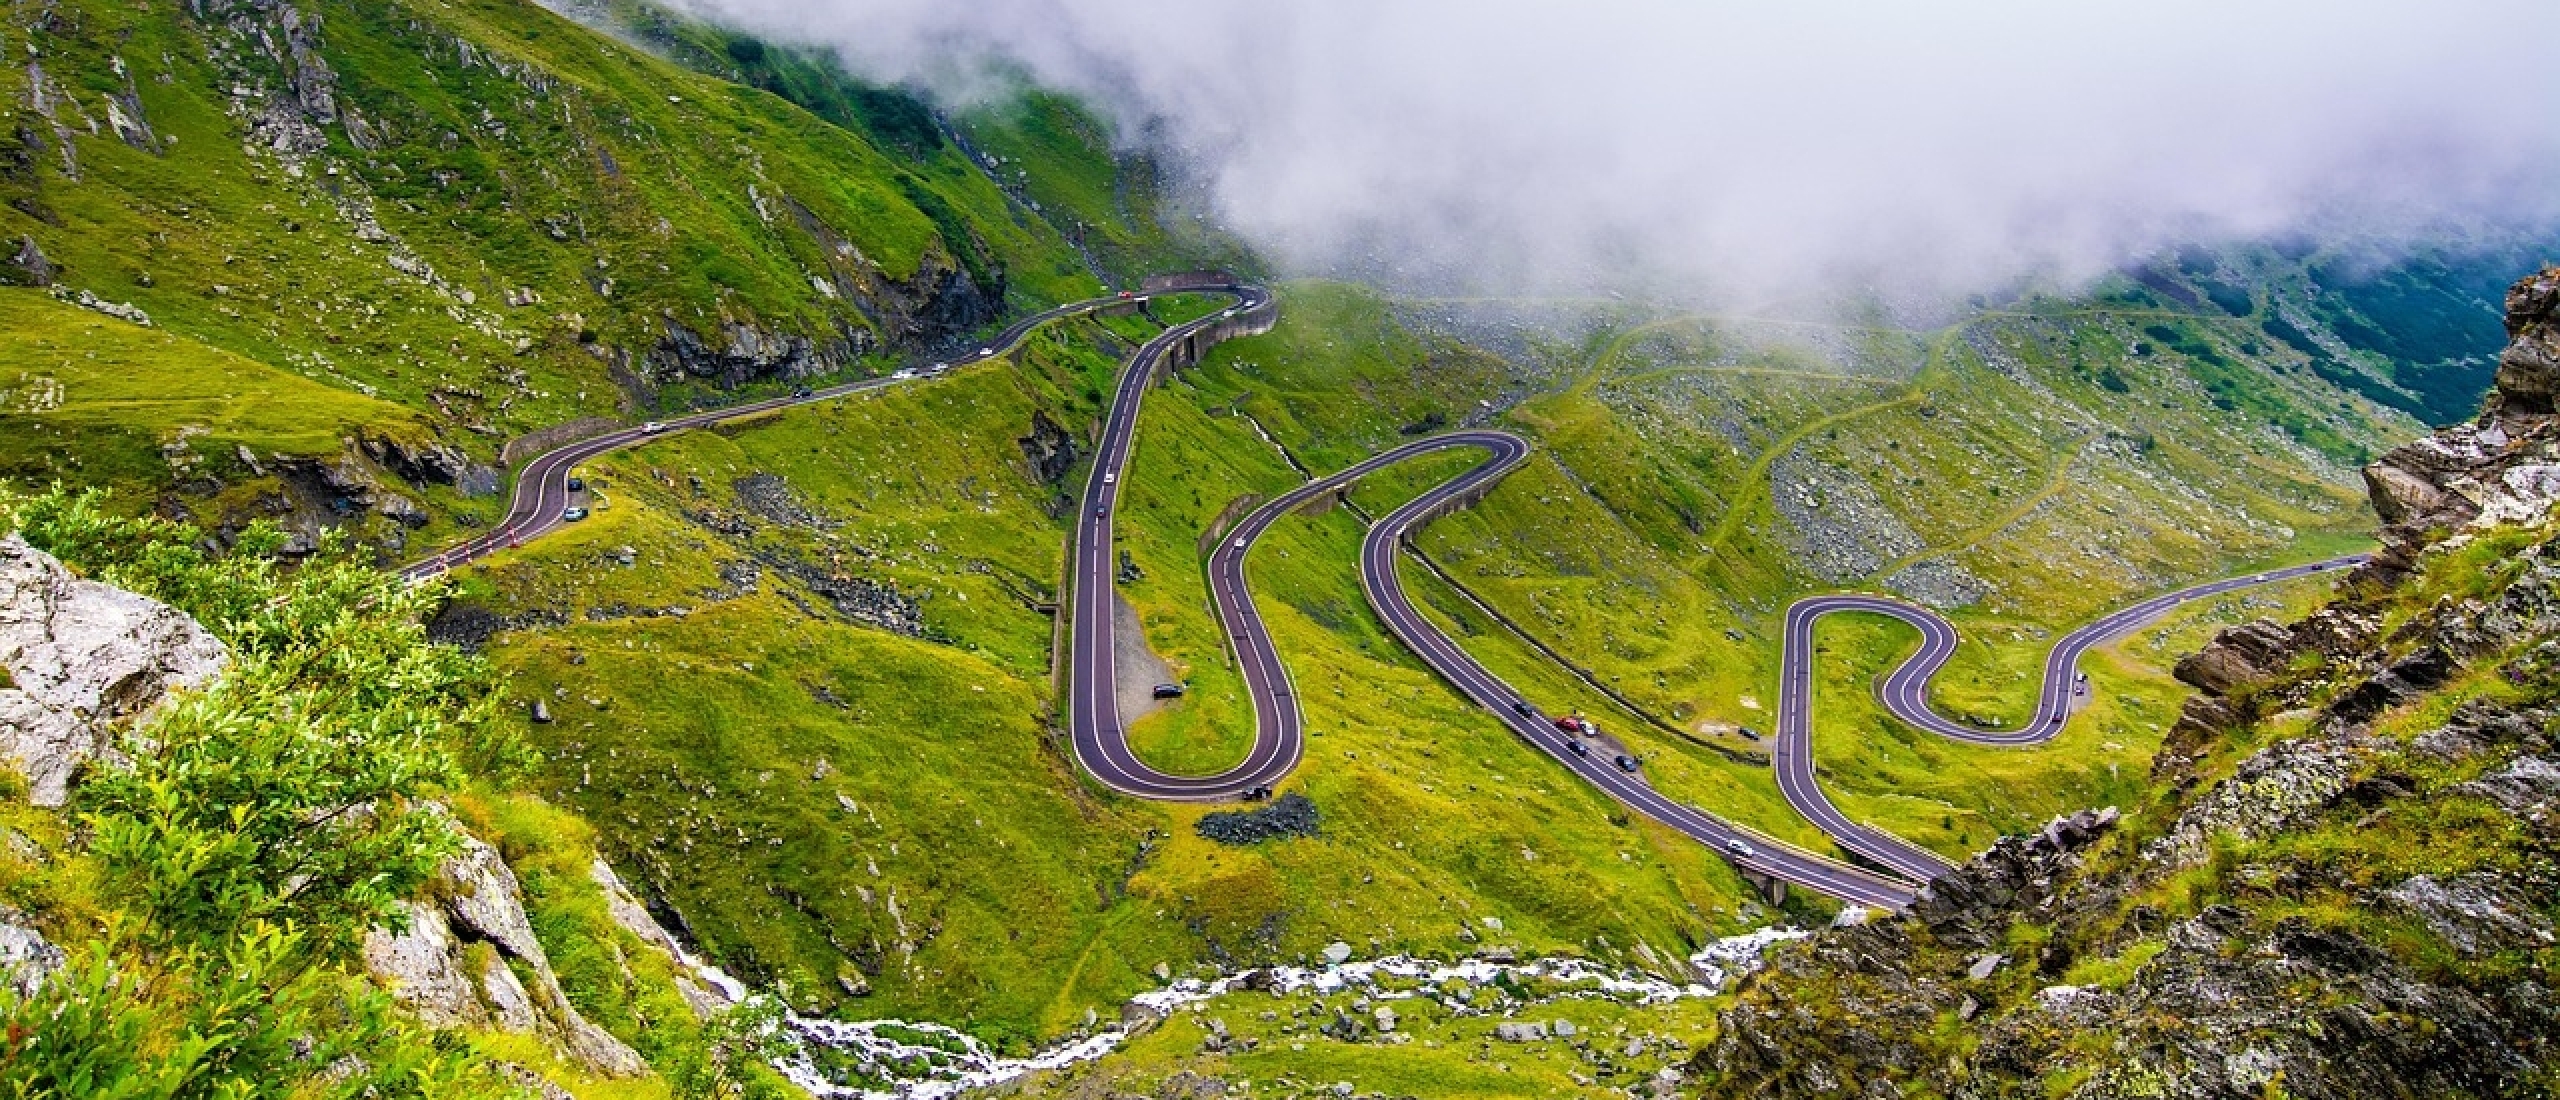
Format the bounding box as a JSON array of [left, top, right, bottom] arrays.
[[1883, 559, 1993, 610], [2172, 619, 2294, 696], [364, 816, 649, 1077], [0, 535, 230, 806], [590, 857, 738, 1020], [2491, 266, 2560, 414], [2144, 736, 2363, 869], [2380, 874, 2555, 955], [0, 908, 65, 999], [361, 434, 500, 498], [1016, 410, 1081, 488], [2358, 264, 2560, 585], [2461, 755, 2560, 817]]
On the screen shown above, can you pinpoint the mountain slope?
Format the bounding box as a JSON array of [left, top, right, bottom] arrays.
[[1693, 267, 2560, 1098], [0, 0, 1192, 552]]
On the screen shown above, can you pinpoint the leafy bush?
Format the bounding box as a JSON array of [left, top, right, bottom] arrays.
[[5, 488, 503, 954], [0, 487, 523, 1096], [0, 925, 500, 1099]]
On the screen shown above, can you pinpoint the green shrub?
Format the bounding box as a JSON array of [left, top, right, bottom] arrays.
[[0, 924, 505, 1098]]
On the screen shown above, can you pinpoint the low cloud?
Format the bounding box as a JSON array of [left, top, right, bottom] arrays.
[[680, 0, 2560, 305]]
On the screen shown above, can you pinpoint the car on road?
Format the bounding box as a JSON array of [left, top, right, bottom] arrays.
[[1102, 472, 1116, 484], [641, 421, 667, 434], [892, 369, 915, 380], [1233, 536, 1247, 550], [561, 507, 589, 522], [1117, 290, 1134, 299], [1511, 701, 1535, 718], [1724, 839, 1755, 858], [1613, 754, 1639, 773], [979, 347, 992, 356], [1565, 739, 1589, 757], [793, 386, 814, 398], [1095, 505, 1107, 517], [1152, 683, 1186, 699]]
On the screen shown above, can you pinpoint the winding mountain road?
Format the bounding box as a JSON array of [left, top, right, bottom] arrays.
[[1063, 281, 2367, 907], [1772, 557, 2366, 883], [416, 272, 2367, 910], [399, 284, 1227, 583]]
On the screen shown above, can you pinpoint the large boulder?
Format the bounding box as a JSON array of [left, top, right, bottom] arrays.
[[0, 535, 229, 805]]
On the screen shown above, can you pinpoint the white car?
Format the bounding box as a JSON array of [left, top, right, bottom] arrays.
[[1724, 839, 1755, 858], [641, 421, 667, 434], [1233, 537, 1247, 549], [892, 369, 915, 380]]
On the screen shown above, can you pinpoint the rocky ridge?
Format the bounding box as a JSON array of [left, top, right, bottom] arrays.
[[1693, 268, 2560, 1098]]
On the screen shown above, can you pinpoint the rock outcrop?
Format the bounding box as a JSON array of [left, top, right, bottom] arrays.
[[0, 907, 64, 999], [360, 433, 501, 498], [2359, 265, 2560, 585], [0, 535, 230, 806], [364, 814, 649, 1077], [1692, 267, 2560, 1098]]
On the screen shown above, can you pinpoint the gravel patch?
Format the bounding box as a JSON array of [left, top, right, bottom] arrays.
[[1113, 593, 1177, 726]]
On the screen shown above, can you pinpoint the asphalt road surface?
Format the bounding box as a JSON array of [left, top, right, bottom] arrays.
[[416, 271, 2371, 912], [1348, 432, 1924, 909], [1771, 556, 2369, 882], [1062, 284, 1289, 799], [399, 284, 1220, 583]]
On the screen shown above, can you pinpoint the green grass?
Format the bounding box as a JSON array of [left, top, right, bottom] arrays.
[[448, 312, 1788, 1048], [0, 289, 428, 492]]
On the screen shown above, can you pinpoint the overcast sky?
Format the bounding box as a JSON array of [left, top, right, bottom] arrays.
[[679, 0, 2560, 305]]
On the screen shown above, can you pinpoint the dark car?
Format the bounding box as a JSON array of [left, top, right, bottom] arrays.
[[1511, 700, 1536, 718], [1565, 739, 1589, 757], [1151, 683, 1186, 699], [793, 386, 814, 399], [1613, 754, 1639, 773], [567, 477, 585, 492], [1245, 784, 1272, 801], [561, 507, 589, 522], [1738, 726, 1761, 741]]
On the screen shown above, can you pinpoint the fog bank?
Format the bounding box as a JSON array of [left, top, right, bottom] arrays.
[[679, 0, 2560, 304]]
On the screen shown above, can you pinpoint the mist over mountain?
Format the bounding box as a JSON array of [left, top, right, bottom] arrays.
[[673, 0, 2560, 305]]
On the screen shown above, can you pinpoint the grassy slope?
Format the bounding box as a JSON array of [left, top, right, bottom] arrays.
[[0, 289, 427, 499], [0, 0, 1150, 524], [1687, 513, 2560, 1096], [0, 0, 2499, 1083], [452, 306, 1804, 1048], [1325, 289, 2400, 868]]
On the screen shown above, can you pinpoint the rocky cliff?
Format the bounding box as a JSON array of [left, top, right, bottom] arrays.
[[1694, 269, 2560, 1099]]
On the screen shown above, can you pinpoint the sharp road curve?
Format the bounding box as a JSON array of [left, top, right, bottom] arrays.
[[413, 273, 2369, 910], [399, 285, 1214, 583]]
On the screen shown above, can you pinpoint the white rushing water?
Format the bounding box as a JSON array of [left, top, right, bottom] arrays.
[[768, 927, 1810, 1099]]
